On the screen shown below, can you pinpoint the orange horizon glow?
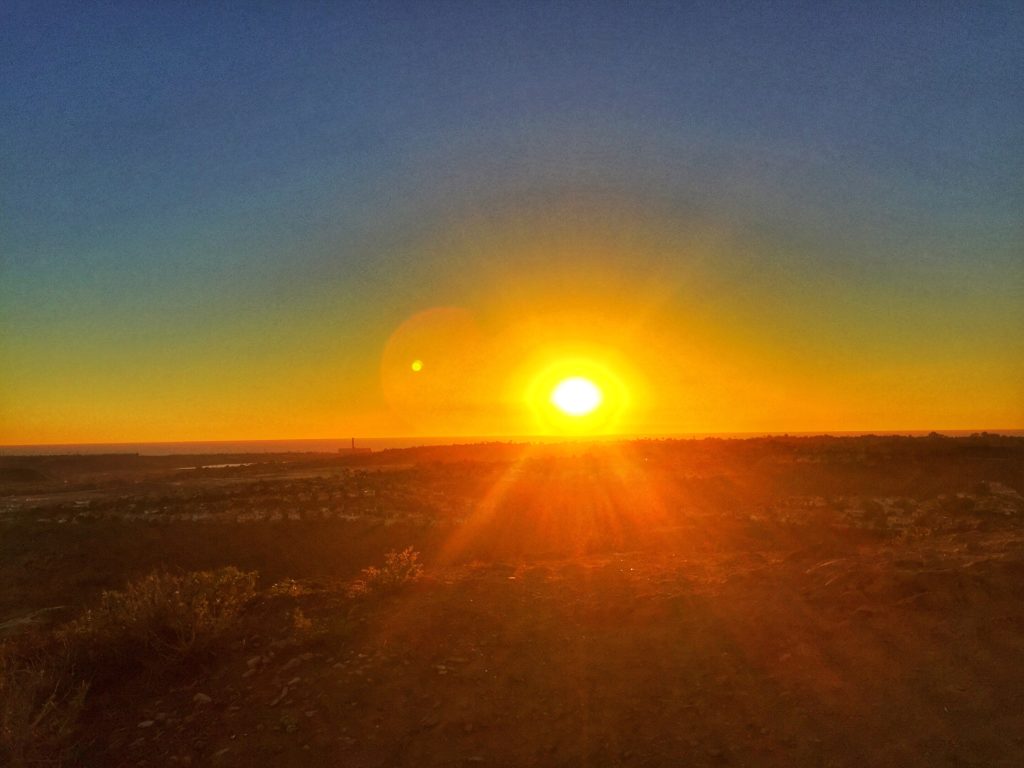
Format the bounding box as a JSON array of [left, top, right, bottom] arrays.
[[3, 207, 1022, 446], [2, 6, 1022, 450]]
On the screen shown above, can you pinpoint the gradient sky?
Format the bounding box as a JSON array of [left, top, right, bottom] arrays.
[[2, 1, 1022, 443]]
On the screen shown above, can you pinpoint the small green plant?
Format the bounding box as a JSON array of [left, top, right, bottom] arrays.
[[349, 547, 424, 597]]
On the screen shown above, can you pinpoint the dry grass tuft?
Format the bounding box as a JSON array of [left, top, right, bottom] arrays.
[[349, 547, 424, 597], [1, 567, 257, 766], [1, 639, 87, 767], [66, 567, 257, 664]]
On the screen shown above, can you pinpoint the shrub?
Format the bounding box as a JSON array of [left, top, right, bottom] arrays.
[[349, 547, 424, 597], [65, 566, 258, 664], [2, 567, 257, 766], [269, 578, 310, 598]]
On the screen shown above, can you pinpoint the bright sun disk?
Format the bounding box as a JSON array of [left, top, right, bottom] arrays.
[[551, 376, 603, 416]]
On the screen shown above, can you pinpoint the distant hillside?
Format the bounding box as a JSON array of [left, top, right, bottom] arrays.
[[0, 466, 50, 484]]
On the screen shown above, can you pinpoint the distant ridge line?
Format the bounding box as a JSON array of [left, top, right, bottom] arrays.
[[1, 430, 1022, 456]]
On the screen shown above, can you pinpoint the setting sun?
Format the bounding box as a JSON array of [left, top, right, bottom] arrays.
[[551, 377, 603, 416], [524, 354, 633, 435]]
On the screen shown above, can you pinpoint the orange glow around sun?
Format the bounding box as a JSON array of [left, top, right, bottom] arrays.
[[377, 306, 642, 437], [525, 357, 631, 436]]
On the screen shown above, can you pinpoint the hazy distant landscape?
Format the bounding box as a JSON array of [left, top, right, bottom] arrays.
[[2, 436, 1022, 766], [4, 431, 1022, 456]]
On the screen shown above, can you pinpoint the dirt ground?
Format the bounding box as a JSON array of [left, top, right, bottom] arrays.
[[3, 437, 1023, 766], [77, 538, 1024, 768]]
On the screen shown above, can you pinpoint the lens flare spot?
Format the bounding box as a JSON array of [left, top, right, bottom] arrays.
[[551, 377, 603, 416]]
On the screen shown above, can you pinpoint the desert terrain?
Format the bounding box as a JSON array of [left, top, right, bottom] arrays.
[[2, 435, 1023, 767]]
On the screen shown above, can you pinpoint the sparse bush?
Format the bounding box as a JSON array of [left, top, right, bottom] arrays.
[[1, 567, 258, 765], [0, 640, 87, 767], [65, 566, 258, 664], [349, 547, 423, 597], [269, 578, 310, 598]]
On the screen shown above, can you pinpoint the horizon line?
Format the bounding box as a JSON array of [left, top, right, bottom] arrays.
[[2, 427, 1023, 452]]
